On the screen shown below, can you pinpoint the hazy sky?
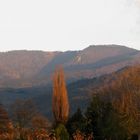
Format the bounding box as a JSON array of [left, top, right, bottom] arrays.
[[0, 0, 140, 51]]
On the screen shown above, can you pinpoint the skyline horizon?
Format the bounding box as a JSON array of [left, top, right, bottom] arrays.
[[0, 44, 139, 53], [0, 0, 140, 52]]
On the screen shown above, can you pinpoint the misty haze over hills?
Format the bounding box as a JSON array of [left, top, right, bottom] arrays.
[[0, 44, 140, 117], [0, 44, 139, 88]]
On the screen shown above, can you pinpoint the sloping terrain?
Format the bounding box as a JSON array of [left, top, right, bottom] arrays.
[[0, 45, 139, 88], [1, 65, 140, 119], [0, 44, 140, 118]]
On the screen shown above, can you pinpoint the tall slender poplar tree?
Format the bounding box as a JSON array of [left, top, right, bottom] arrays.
[[52, 66, 69, 124]]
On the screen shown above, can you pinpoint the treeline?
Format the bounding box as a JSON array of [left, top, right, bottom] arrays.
[[67, 66, 140, 140], [0, 66, 140, 140]]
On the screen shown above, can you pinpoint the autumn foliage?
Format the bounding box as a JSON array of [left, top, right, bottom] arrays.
[[2, 65, 140, 139], [52, 66, 69, 124]]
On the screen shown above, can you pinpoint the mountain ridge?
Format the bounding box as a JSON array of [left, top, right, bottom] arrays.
[[0, 44, 139, 88]]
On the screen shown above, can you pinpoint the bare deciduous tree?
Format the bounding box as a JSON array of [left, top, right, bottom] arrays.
[[0, 104, 12, 132], [110, 66, 140, 136], [31, 114, 50, 130], [11, 99, 37, 128]]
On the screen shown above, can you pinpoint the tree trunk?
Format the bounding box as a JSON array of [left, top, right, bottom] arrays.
[[138, 134, 140, 140]]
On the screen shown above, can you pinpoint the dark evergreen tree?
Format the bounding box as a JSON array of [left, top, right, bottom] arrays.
[[55, 123, 69, 140], [66, 108, 85, 135], [85, 96, 126, 140]]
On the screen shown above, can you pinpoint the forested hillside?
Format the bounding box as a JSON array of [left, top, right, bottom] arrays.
[[0, 45, 139, 87], [0, 65, 140, 140]]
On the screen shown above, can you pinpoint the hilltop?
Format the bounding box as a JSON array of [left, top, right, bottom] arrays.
[[0, 44, 139, 88]]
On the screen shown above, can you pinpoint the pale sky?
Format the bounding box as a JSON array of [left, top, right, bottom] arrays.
[[0, 0, 140, 52]]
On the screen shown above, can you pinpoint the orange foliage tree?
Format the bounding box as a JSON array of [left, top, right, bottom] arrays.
[[99, 66, 140, 137], [112, 66, 140, 136], [52, 66, 69, 124]]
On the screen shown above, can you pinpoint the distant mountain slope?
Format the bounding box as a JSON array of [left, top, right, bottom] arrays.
[[0, 45, 139, 87], [1, 65, 140, 118], [0, 51, 59, 87]]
